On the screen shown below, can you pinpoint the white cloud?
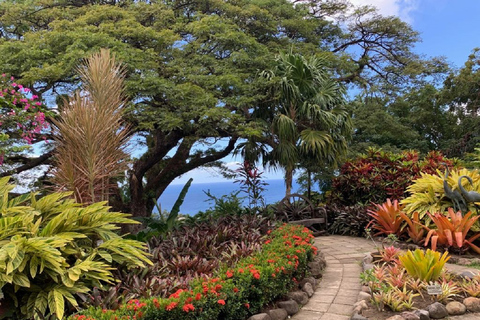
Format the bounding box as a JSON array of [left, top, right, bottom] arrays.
[[349, 0, 418, 23]]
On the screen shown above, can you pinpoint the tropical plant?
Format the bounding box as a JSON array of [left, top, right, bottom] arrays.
[[424, 209, 480, 253], [0, 177, 151, 319], [246, 52, 352, 196], [372, 287, 418, 312], [0, 75, 51, 165], [52, 49, 130, 205], [330, 149, 454, 206], [399, 211, 426, 244], [401, 168, 480, 221], [398, 249, 450, 282], [70, 224, 317, 320], [234, 161, 268, 209], [131, 178, 193, 242], [379, 246, 401, 264], [367, 199, 405, 236], [461, 279, 480, 298], [327, 204, 370, 237]]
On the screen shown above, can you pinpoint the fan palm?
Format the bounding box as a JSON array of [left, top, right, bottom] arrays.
[[250, 52, 352, 195]]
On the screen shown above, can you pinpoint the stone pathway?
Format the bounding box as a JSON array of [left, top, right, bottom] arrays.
[[292, 235, 480, 320], [293, 235, 375, 320]]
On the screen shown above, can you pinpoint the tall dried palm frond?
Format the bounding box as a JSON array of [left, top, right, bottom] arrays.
[[52, 49, 130, 204]]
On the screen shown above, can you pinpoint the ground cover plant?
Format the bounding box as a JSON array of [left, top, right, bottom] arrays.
[[80, 215, 273, 311], [70, 224, 317, 320]]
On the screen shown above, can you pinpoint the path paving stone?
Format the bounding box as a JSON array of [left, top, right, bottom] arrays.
[[289, 235, 480, 320]]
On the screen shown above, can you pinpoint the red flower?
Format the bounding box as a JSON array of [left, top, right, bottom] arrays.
[[182, 303, 195, 312], [245, 303, 250, 309], [226, 270, 234, 278], [166, 302, 178, 311], [217, 299, 226, 305], [233, 287, 239, 293], [253, 272, 260, 280], [195, 293, 202, 300]]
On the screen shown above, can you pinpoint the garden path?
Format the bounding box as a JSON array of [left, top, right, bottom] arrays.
[[293, 235, 480, 320], [293, 235, 375, 320]]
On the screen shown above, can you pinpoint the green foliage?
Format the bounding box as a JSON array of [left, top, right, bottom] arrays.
[[0, 0, 433, 216], [0, 177, 151, 319], [70, 224, 317, 320], [248, 52, 352, 194], [399, 249, 449, 282], [401, 168, 480, 221], [330, 148, 454, 206]]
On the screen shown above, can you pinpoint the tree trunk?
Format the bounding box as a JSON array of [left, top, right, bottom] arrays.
[[307, 169, 311, 199], [285, 168, 293, 196]]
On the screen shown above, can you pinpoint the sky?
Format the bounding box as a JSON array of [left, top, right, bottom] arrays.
[[171, 0, 480, 185]]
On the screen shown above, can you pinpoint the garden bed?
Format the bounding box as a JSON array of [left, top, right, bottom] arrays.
[[70, 224, 319, 320], [355, 246, 480, 320]]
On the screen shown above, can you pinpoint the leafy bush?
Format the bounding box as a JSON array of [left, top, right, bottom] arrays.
[[70, 224, 317, 320], [401, 168, 480, 221], [0, 177, 151, 319], [327, 204, 370, 237], [399, 249, 449, 282], [329, 148, 454, 206]]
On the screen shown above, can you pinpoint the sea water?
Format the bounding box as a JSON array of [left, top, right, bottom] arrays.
[[158, 179, 303, 216]]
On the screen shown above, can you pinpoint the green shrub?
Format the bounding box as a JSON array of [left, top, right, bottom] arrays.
[[70, 224, 317, 320], [0, 177, 151, 319]]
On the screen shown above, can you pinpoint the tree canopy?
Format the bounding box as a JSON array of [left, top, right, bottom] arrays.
[[0, 0, 432, 216]]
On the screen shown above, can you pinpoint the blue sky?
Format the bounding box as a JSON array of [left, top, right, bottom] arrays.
[[353, 0, 480, 68], [172, 0, 480, 185]]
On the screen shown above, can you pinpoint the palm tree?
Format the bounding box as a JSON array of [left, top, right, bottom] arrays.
[[246, 52, 352, 196]]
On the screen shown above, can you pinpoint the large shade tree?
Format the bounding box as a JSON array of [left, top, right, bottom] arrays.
[[0, 0, 428, 217]]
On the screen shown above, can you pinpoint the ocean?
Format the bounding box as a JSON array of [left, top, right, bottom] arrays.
[[158, 179, 304, 215]]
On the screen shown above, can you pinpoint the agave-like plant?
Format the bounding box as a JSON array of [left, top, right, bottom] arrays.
[[424, 208, 480, 253], [0, 177, 151, 319], [367, 199, 405, 236]]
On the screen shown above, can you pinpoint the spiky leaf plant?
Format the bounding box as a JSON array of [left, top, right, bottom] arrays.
[[52, 48, 130, 204], [0, 177, 151, 319], [401, 168, 480, 223]]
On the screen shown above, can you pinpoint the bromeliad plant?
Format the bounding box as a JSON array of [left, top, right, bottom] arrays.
[[399, 211, 426, 245], [398, 249, 449, 282], [367, 199, 405, 236], [424, 209, 480, 253], [0, 177, 152, 319], [70, 225, 317, 320]]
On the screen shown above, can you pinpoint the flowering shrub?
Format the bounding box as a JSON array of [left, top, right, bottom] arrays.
[[70, 224, 317, 320], [0, 74, 50, 163]]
